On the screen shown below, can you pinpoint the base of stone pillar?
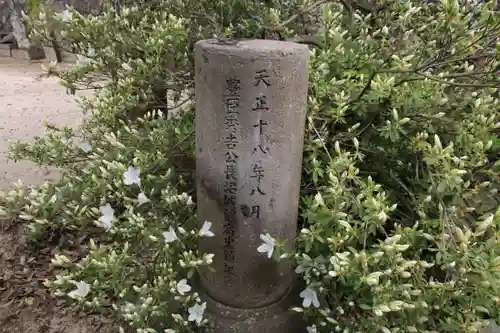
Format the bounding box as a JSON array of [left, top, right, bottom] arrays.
[[200, 284, 305, 333]]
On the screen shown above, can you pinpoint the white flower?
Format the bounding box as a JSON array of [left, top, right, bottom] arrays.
[[187, 302, 206, 325], [123, 166, 141, 185], [68, 280, 90, 299], [257, 233, 275, 259], [98, 203, 115, 229], [56, 9, 72, 22], [199, 221, 215, 237], [176, 279, 192, 295], [77, 140, 92, 153], [307, 325, 317, 333], [203, 253, 214, 264], [163, 227, 178, 243], [137, 192, 150, 205], [299, 287, 320, 308]]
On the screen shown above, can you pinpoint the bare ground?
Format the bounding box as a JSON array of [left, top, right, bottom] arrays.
[[0, 57, 115, 333]]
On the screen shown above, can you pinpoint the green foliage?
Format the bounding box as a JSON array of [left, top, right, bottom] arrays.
[[2, 0, 499, 332]]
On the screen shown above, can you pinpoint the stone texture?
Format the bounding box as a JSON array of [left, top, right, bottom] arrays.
[[11, 44, 45, 60], [200, 281, 304, 333], [195, 38, 309, 333], [8, 0, 29, 49], [0, 42, 12, 56], [0, 0, 103, 58], [0, 0, 10, 37]]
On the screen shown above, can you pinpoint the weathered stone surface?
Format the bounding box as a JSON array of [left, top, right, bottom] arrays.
[[200, 281, 304, 333], [11, 44, 45, 60], [195, 38, 309, 333], [0, 42, 12, 56], [8, 0, 29, 49], [0, 0, 11, 37], [0, 0, 103, 55]]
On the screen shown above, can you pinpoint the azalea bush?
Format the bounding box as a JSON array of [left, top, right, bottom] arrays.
[[1, 0, 500, 333]]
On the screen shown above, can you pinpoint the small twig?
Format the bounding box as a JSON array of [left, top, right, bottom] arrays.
[[417, 52, 497, 72], [308, 117, 333, 162], [347, 51, 388, 105], [347, 71, 377, 105], [407, 71, 499, 88]]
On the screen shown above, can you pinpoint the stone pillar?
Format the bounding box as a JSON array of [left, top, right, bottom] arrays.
[[195, 39, 309, 333]]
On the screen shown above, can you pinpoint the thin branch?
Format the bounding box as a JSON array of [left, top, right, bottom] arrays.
[[417, 52, 498, 72], [417, 21, 500, 72], [347, 71, 377, 105], [308, 117, 333, 162], [398, 71, 500, 88], [347, 50, 388, 105]]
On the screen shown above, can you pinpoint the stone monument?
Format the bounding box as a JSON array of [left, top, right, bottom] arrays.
[[195, 39, 309, 333]]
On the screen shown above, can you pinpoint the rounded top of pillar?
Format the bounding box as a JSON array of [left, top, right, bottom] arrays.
[[195, 38, 309, 58]]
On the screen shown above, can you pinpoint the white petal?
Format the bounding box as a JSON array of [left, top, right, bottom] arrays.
[[260, 233, 275, 246], [163, 227, 178, 243], [98, 203, 114, 229], [300, 288, 318, 308], [56, 9, 73, 22], [99, 216, 113, 229], [199, 221, 215, 237], [177, 279, 191, 295], [123, 167, 141, 185], [68, 281, 90, 299], [311, 291, 320, 308], [187, 303, 205, 325], [100, 203, 114, 217], [257, 243, 270, 254]]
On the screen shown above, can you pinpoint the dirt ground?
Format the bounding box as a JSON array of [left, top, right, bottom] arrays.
[[0, 57, 115, 333]]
